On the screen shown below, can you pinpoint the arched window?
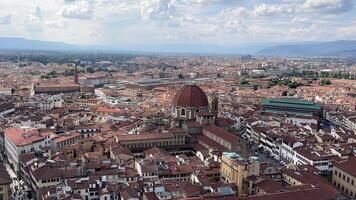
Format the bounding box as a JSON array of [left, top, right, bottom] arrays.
[[181, 108, 186, 116]]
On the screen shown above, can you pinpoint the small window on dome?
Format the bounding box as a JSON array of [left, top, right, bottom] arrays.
[[181, 108, 186, 116]]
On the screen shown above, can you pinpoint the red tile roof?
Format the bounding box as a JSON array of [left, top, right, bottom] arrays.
[[333, 156, 356, 177], [173, 85, 209, 108], [203, 124, 239, 142], [4, 128, 48, 147], [116, 132, 174, 142]]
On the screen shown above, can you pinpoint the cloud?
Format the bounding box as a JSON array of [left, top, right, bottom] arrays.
[[0, 15, 11, 25], [235, 0, 353, 19], [302, 0, 353, 14], [338, 23, 356, 37], [60, 0, 94, 20], [45, 20, 68, 28], [24, 6, 43, 32], [141, 0, 177, 21], [253, 3, 295, 17], [292, 16, 310, 24], [220, 7, 251, 18], [286, 24, 323, 40], [223, 20, 245, 33]]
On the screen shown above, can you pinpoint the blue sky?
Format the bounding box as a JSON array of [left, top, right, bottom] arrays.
[[0, 0, 355, 48]]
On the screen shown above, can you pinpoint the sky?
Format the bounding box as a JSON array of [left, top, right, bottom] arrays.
[[0, 0, 356, 49]]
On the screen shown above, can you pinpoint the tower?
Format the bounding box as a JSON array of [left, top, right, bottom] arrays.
[[74, 63, 78, 84], [209, 93, 219, 117]]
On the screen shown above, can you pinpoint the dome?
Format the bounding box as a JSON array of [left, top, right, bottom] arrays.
[[173, 84, 209, 108]]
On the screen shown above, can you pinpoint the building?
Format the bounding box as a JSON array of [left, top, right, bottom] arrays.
[[0, 163, 12, 200], [38, 95, 64, 110], [202, 125, 241, 151], [78, 75, 111, 87], [51, 132, 81, 151], [261, 98, 322, 118], [33, 83, 80, 95], [4, 128, 53, 171], [220, 152, 260, 196], [115, 129, 186, 153], [333, 156, 356, 198], [326, 112, 356, 131], [0, 87, 14, 95], [172, 83, 209, 125], [0, 102, 15, 117]]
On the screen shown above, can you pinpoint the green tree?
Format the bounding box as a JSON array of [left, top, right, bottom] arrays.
[[240, 79, 249, 85], [321, 79, 332, 86]]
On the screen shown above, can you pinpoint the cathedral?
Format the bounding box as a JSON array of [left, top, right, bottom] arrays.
[[172, 83, 218, 127]]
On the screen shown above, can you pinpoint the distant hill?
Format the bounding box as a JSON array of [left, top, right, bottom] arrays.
[[0, 37, 261, 54], [1, 37, 356, 57], [257, 40, 356, 57], [0, 37, 82, 50]]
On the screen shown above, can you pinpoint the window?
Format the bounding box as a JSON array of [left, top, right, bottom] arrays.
[[181, 108, 186, 116]]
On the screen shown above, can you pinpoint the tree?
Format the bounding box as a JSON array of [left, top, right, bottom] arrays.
[[321, 79, 332, 86], [287, 81, 301, 89], [86, 67, 95, 73], [240, 79, 249, 85]]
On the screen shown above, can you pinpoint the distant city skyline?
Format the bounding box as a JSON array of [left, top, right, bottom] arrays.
[[0, 0, 356, 49]]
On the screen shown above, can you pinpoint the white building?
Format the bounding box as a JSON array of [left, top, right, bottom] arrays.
[[0, 87, 14, 95], [38, 95, 63, 110], [4, 127, 53, 171], [0, 103, 15, 117]]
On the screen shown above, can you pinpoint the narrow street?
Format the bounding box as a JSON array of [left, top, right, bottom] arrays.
[[1, 156, 31, 200]]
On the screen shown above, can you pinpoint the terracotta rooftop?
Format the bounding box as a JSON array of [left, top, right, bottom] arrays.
[[333, 156, 356, 177], [173, 84, 209, 108], [203, 124, 239, 142], [116, 132, 174, 142], [4, 128, 49, 147]]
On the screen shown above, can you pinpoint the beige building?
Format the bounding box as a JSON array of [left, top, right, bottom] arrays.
[[333, 157, 356, 198], [115, 129, 186, 152], [220, 152, 260, 196]]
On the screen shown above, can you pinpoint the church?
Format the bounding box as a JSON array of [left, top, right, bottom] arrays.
[[172, 83, 218, 127]]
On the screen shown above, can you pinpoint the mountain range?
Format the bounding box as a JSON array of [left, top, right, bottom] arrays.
[[1, 37, 356, 57], [257, 40, 356, 57]]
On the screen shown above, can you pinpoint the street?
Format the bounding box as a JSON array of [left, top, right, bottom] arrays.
[[1, 156, 31, 200]]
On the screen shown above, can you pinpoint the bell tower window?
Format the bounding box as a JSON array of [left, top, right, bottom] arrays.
[[181, 108, 186, 116]]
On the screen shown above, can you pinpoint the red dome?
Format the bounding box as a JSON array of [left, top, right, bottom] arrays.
[[173, 85, 209, 108]]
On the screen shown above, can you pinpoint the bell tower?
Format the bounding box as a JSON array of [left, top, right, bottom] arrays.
[[74, 63, 79, 84], [209, 92, 219, 118]]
